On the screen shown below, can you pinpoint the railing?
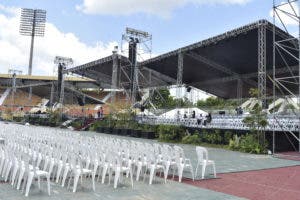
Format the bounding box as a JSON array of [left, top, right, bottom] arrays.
[[137, 115, 300, 132]]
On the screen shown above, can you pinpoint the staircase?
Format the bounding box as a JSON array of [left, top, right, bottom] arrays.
[[0, 89, 10, 106], [75, 118, 96, 131]]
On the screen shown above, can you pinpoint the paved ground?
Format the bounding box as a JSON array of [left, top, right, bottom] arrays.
[[84, 131, 300, 179], [0, 176, 244, 200], [184, 165, 300, 200], [1, 124, 300, 200]]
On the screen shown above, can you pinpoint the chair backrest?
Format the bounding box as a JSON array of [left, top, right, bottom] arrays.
[[196, 146, 208, 163]]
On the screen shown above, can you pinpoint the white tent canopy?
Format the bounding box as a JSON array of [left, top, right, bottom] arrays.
[[159, 107, 207, 119], [137, 109, 155, 116]]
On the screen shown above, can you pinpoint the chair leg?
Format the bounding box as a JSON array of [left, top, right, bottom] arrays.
[[130, 169, 133, 188], [101, 165, 108, 184], [97, 167, 102, 182], [201, 163, 206, 179], [25, 173, 34, 197], [73, 173, 80, 193], [61, 167, 69, 187], [48, 162, 54, 180], [47, 175, 51, 195], [43, 159, 49, 171], [212, 164, 216, 178], [164, 164, 170, 183], [108, 169, 112, 185], [11, 165, 18, 186], [136, 164, 142, 181], [56, 164, 63, 183], [4, 162, 12, 181], [178, 166, 184, 182], [113, 169, 120, 189], [190, 165, 195, 181], [149, 166, 155, 185], [195, 162, 200, 178], [37, 176, 41, 189], [92, 172, 95, 191], [17, 169, 25, 190]]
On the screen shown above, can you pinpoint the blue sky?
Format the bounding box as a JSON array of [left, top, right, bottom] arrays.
[[1, 0, 274, 53], [0, 0, 297, 75]]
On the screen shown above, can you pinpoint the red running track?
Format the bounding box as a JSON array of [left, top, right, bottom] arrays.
[[183, 165, 300, 200]]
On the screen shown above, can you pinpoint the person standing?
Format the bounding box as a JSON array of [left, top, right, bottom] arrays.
[[100, 106, 104, 118], [97, 107, 101, 118]]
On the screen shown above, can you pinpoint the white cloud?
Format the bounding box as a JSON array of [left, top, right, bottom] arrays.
[[0, 4, 118, 75], [270, 1, 299, 26], [76, 0, 251, 18]]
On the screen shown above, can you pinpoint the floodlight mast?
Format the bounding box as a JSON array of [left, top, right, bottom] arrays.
[[20, 8, 46, 76]]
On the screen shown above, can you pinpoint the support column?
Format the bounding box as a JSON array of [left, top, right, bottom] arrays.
[[49, 82, 54, 107], [131, 60, 138, 103], [258, 24, 267, 108], [298, 5, 300, 152], [58, 63, 65, 112], [237, 79, 243, 103], [176, 50, 184, 100], [12, 73, 16, 106], [111, 49, 118, 104]]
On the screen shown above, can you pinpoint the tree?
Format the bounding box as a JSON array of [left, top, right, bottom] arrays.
[[196, 97, 225, 108], [150, 89, 175, 109], [242, 88, 268, 148]]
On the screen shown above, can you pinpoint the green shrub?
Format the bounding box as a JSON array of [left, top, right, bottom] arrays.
[[239, 134, 267, 154], [229, 134, 267, 154], [201, 130, 222, 144], [224, 131, 233, 144], [229, 134, 240, 150], [158, 125, 185, 142], [182, 131, 202, 145], [70, 120, 83, 129]]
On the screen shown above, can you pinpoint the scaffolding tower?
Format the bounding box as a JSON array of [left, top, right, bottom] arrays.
[[120, 27, 152, 104], [272, 0, 300, 154]]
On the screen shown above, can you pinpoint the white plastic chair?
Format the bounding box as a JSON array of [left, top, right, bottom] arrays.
[[146, 151, 165, 185], [24, 155, 51, 197], [195, 146, 216, 179], [174, 146, 194, 182], [109, 152, 133, 189], [66, 153, 95, 193]]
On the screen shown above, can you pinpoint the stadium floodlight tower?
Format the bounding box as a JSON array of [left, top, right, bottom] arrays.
[[121, 27, 152, 103], [19, 8, 46, 75]]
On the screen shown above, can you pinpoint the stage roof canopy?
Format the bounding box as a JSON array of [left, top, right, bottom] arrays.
[[66, 19, 299, 99]]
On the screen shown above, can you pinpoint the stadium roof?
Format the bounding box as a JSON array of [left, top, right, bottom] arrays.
[[66, 19, 299, 99], [0, 74, 104, 104], [0, 74, 98, 89]]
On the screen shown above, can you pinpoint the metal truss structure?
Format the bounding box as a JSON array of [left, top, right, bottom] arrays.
[[120, 27, 152, 103], [258, 23, 267, 107], [272, 0, 300, 153], [54, 56, 73, 113]]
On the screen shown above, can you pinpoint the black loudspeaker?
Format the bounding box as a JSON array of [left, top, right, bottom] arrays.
[[77, 97, 84, 106], [186, 86, 192, 92], [219, 110, 225, 115]]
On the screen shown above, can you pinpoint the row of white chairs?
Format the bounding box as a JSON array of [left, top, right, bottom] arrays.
[[0, 123, 216, 197]]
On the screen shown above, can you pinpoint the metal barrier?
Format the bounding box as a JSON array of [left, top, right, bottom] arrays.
[[137, 115, 300, 132]]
